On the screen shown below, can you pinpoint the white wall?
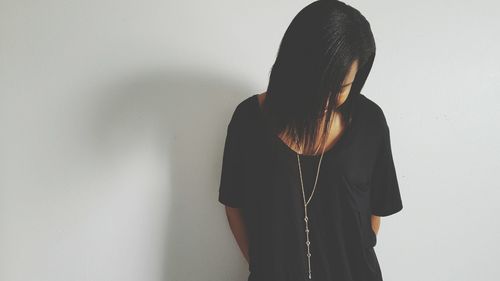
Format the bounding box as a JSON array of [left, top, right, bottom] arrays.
[[1, 0, 499, 280]]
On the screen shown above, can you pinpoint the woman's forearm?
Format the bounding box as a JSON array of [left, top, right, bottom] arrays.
[[225, 206, 250, 263], [371, 215, 380, 235]]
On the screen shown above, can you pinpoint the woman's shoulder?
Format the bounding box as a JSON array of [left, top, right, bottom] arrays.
[[226, 94, 260, 132], [356, 93, 391, 129]]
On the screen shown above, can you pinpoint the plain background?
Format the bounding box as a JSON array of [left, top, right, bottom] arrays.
[[1, 0, 499, 280]]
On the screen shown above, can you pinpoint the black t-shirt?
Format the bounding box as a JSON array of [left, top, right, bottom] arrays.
[[218, 93, 403, 281]]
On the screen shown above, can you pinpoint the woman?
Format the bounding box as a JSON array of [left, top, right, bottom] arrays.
[[218, 1, 403, 280]]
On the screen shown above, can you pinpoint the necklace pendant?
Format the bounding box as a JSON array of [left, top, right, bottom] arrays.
[[304, 215, 312, 279]]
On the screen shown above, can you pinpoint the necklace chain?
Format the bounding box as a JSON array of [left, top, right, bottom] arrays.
[[294, 113, 335, 280]]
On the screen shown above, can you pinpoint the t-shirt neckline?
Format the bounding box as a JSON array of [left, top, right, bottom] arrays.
[[251, 93, 353, 158]]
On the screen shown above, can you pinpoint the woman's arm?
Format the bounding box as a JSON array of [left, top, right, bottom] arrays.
[[224, 206, 250, 263], [371, 215, 380, 236]]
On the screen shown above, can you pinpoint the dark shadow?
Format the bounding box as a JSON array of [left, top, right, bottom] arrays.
[[88, 66, 255, 280]]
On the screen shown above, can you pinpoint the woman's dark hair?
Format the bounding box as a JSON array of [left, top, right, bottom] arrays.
[[262, 0, 376, 154]]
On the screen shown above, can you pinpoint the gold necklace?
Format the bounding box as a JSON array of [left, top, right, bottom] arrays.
[[294, 113, 335, 280]]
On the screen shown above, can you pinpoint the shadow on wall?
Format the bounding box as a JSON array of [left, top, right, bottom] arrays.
[[89, 67, 253, 280]]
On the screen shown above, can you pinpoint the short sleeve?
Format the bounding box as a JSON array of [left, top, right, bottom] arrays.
[[370, 114, 403, 217], [218, 107, 246, 208]]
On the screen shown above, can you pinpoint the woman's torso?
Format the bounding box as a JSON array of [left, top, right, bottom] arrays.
[[233, 93, 388, 281]]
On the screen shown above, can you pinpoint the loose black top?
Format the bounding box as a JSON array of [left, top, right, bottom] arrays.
[[218, 93, 403, 281]]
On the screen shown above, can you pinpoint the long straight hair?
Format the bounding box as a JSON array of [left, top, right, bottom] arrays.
[[261, 0, 376, 154]]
